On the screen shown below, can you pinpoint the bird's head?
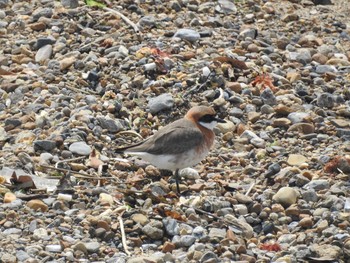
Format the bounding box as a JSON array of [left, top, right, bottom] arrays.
[[185, 106, 226, 130]]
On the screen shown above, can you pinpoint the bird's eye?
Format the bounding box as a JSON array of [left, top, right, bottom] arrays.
[[199, 114, 216, 123]]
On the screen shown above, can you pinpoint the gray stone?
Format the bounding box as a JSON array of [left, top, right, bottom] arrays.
[[45, 244, 62, 252], [179, 168, 200, 180], [36, 37, 56, 49], [209, 228, 226, 239], [142, 221, 164, 240], [163, 217, 179, 236], [35, 45, 53, 63], [200, 251, 219, 263], [16, 250, 30, 261], [69, 141, 91, 156], [61, 0, 79, 8], [261, 88, 277, 105], [33, 140, 56, 152], [215, 0, 237, 14], [180, 235, 196, 247], [96, 116, 123, 133], [239, 28, 257, 40], [315, 65, 337, 74], [148, 93, 174, 114], [304, 179, 330, 191], [0, 0, 8, 8], [85, 241, 100, 253], [317, 93, 334, 108], [3, 228, 22, 235], [138, 15, 156, 28], [288, 112, 310, 124], [32, 7, 53, 21], [174, 29, 201, 42]]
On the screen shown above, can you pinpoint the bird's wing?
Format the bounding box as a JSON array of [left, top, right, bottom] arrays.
[[123, 120, 204, 155]]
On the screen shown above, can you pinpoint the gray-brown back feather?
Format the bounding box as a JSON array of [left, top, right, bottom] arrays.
[[118, 119, 204, 155]]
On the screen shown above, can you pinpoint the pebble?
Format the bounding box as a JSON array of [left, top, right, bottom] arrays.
[[142, 220, 164, 240], [273, 187, 299, 207], [173, 28, 201, 42], [35, 44, 52, 63], [26, 199, 48, 212], [69, 141, 92, 156], [148, 93, 174, 114], [287, 154, 308, 166]]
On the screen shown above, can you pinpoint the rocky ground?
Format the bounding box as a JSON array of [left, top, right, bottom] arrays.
[[1, 0, 350, 262]]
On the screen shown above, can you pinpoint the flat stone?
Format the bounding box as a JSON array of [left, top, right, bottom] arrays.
[[69, 141, 91, 156], [35, 44, 52, 63], [330, 118, 350, 128], [288, 123, 315, 134], [148, 93, 174, 114], [273, 187, 299, 207], [287, 154, 308, 166], [173, 28, 200, 42], [26, 199, 48, 212]]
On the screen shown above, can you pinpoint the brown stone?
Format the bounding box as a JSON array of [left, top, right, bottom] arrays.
[[4, 192, 16, 203], [227, 82, 242, 93], [162, 241, 175, 253], [26, 199, 48, 212], [30, 22, 47, 31], [288, 123, 315, 134]]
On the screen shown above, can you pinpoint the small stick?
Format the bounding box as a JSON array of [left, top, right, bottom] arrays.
[[245, 182, 255, 196], [118, 211, 131, 256], [116, 130, 143, 139], [103, 7, 141, 37], [55, 156, 86, 169], [39, 165, 115, 180]]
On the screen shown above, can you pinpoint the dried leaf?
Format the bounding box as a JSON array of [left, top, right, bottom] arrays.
[[259, 241, 282, 252], [164, 210, 187, 221], [250, 73, 278, 92], [85, 0, 106, 8], [213, 56, 248, 70]]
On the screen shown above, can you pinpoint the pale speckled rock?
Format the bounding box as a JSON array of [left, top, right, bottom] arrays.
[[273, 187, 299, 207]]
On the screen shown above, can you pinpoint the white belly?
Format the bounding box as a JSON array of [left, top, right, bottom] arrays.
[[128, 149, 209, 171]]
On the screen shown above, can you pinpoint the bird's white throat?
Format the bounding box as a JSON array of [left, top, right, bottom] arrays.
[[199, 121, 217, 130]]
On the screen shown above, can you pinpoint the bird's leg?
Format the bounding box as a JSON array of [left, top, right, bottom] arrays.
[[175, 169, 180, 194]]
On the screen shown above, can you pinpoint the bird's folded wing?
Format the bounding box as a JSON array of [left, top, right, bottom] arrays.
[[126, 125, 204, 155]]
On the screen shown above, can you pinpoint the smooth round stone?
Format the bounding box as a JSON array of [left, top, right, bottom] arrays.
[[68, 141, 91, 156], [287, 154, 308, 166], [173, 28, 200, 42], [273, 187, 299, 207], [147, 93, 174, 114]]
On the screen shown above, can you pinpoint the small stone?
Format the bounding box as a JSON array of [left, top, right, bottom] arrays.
[[310, 244, 341, 259], [287, 154, 308, 166], [235, 193, 253, 204], [26, 199, 48, 212], [85, 242, 101, 253], [131, 213, 148, 225], [173, 28, 200, 42], [45, 244, 62, 252], [33, 140, 57, 152], [60, 57, 76, 71], [142, 220, 164, 240], [4, 192, 16, 203], [288, 112, 310, 124], [216, 120, 235, 134], [273, 187, 299, 207], [299, 217, 313, 228], [288, 123, 315, 134], [209, 228, 226, 239], [216, 0, 237, 14], [61, 0, 79, 8], [330, 118, 350, 128], [35, 45, 52, 63], [179, 168, 200, 180], [162, 241, 175, 253], [261, 88, 276, 105], [97, 116, 123, 133], [281, 13, 299, 22], [317, 93, 334, 108], [163, 217, 179, 236], [69, 141, 91, 156], [273, 118, 292, 128], [99, 193, 114, 206], [304, 179, 330, 191], [148, 93, 174, 114], [315, 65, 337, 74], [200, 251, 219, 263], [180, 235, 196, 247]]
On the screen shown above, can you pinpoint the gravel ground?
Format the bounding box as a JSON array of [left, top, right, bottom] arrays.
[[1, 0, 350, 262]]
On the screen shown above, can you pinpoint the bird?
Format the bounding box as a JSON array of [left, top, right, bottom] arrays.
[[116, 105, 226, 193]]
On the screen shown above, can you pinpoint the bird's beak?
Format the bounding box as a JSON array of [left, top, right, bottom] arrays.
[[215, 117, 226, 123]]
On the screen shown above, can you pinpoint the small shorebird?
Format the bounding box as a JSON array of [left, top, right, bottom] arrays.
[[116, 105, 225, 193]]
